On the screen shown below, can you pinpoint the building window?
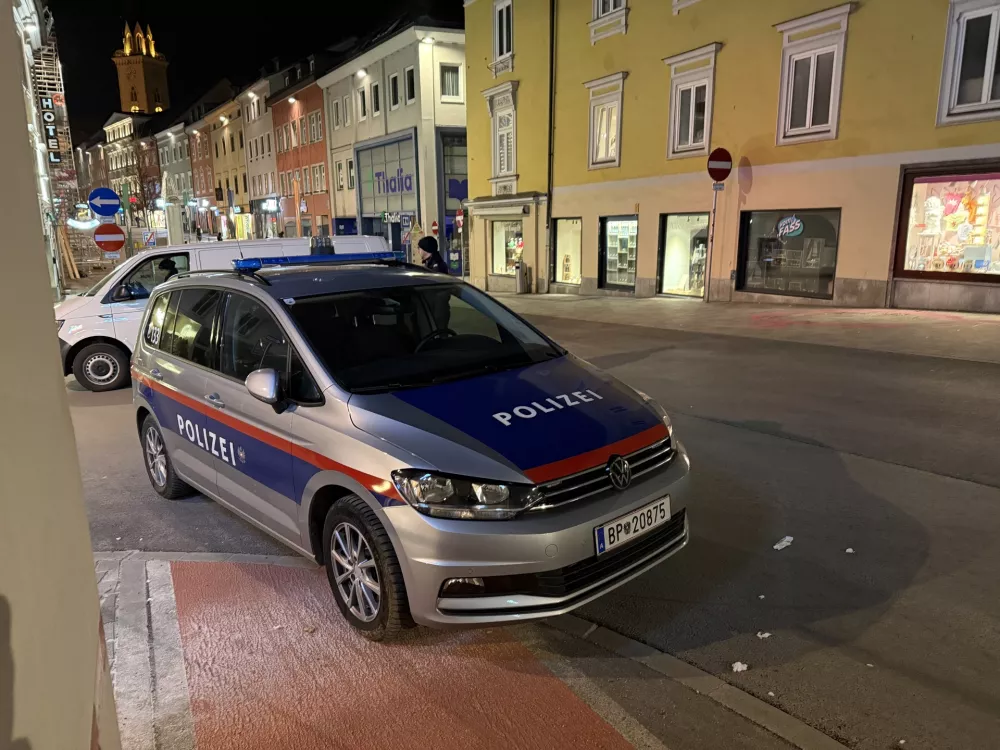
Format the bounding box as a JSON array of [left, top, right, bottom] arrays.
[[309, 112, 322, 142], [294, 170, 301, 193], [215, 142, 219, 159], [347, 159, 354, 189], [337, 161, 344, 190], [405, 66, 416, 103], [599, 216, 638, 289], [312, 165, 323, 192], [239, 131, 244, 149], [389, 73, 400, 110], [775, 3, 851, 145], [672, 0, 702, 13], [299, 116, 307, 143], [266, 133, 271, 153], [938, 0, 1000, 125], [664, 44, 719, 159], [491, 0, 514, 76], [659, 213, 708, 297], [334, 99, 341, 128], [230, 134, 235, 153], [343, 95, 351, 125], [491, 220, 523, 275], [242, 173, 248, 195], [736, 209, 841, 299], [303, 166, 311, 194], [483, 81, 518, 195], [586, 72, 626, 169], [590, 0, 629, 44], [280, 172, 287, 196], [898, 169, 1000, 279], [358, 87, 368, 120], [372, 82, 381, 116], [441, 64, 462, 102], [554, 218, 582, 285]]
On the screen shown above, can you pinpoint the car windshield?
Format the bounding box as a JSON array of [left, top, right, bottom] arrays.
[[285, 283, 564, 393]]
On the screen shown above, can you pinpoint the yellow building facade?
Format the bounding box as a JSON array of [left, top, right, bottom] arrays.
[[206, 99, 251, 239], [465, 0, 1000, 312]]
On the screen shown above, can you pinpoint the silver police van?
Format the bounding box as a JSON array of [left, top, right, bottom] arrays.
[[132, 252, 691, 640]]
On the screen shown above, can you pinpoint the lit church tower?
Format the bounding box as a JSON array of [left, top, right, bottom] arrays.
[[112, 21, 169, 113]]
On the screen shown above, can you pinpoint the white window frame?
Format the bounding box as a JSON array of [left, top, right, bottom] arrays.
[[483, 81, 518, 195], [590, 0, 629, 44], [337, 161, 345, 190], [938, 0, 1000, 125], [333, 98, 341, 129], [372, 81, 381, 116], [358, 86, 368, 121], [672, 0, 702, 13], [491, 0, 514, 77], [440, 63, 463, 104], [389, 72, 401, 110], [404, 66, 417, 104], [775, 3, 852, 146], [585, 71, 626, 170], [346, 159, 354, 189], [664, 43, 721, 159], [312, 165, 323, 192], [343, 95, 351, 126]]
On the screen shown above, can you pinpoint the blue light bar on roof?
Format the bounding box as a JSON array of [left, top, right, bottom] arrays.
[[233, 252, 396, 273]]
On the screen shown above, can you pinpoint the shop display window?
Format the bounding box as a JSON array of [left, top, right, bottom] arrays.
[[901, 174, 1000, 277], [600, 216, 638, 289], [554, 218, 582, 285], [491, 220, 523, 276], [737, 209, 840, 299], [659, 213, 708, 297]]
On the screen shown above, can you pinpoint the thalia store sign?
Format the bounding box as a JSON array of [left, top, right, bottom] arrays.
[[375, 167, 414, 196]]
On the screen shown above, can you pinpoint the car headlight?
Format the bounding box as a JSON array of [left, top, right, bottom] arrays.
[[391, 469, 542, 520], [55, 319, 65, 331], [637, 390, 673, 437]]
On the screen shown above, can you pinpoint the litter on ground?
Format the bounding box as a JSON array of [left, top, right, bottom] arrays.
[[846, 547, 855, 554], [773, 536, 794, 550], [758, 594, 766, 599], [767, 691, 775, 697], [757, 631, 771, 639], [732, 661, 748, 673]]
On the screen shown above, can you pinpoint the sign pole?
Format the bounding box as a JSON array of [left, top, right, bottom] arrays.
[[706, 188, 719, 304], [704, 147, 734, 304]]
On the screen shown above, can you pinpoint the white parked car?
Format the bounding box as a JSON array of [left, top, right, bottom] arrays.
[[54, 235, 390, 391]]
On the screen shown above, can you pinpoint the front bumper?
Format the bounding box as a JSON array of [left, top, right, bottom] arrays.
[[386, 441, 692, 627]]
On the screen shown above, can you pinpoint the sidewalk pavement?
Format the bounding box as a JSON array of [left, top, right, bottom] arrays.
[[498, 294, 1000, 363], [95, 552, 848, 750]]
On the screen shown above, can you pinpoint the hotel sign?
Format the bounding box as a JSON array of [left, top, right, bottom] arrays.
[[39, 96, 61, 163]]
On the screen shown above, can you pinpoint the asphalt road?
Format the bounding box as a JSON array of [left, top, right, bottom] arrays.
[[68, 316, 1000, 749]]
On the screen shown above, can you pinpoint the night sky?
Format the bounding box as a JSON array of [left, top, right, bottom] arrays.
[[48, 0, 463, 144]]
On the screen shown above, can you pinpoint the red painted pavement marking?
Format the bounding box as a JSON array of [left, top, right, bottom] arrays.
[[171, 562, 631, 750]]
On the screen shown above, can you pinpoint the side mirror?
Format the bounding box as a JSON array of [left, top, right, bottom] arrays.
[[110, 284, 132, 303], [245, 368, 280, 405]]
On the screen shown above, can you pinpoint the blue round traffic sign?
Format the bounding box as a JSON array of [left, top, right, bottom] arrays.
[[88, 187, 121, 217]]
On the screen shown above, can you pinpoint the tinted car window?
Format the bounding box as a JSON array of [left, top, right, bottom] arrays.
[[286, 283, 562, 392], [220, 294, 288, 381], [288, 348, 322, 404], [169, 289, 222, 367], [122, 253, 190, 297], [143, 293, 170, 348]]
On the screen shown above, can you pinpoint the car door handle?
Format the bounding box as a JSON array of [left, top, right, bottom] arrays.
[[204, 393, 225, 409], [149, 368, 163, 381]]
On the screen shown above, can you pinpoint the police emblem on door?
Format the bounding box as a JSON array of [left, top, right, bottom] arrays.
[[237, 446, 246, 464], [607, 455, 631, 491]]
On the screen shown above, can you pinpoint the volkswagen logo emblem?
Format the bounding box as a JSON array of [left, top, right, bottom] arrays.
[[607, 455, 632, 491]]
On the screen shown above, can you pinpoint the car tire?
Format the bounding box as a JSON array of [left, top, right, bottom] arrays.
[[323, 495, 414, 641], [73, 343, 130, 392], [140, 415, 192, 500]]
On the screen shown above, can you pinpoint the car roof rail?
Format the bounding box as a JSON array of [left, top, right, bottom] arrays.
[[175, 268, 271, 286]]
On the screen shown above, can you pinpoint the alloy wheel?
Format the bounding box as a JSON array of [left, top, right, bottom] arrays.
[[331, 522, 381, 622], [145, 427, 167, 488]]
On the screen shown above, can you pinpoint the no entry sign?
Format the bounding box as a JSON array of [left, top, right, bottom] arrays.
[[431, 220, 439, 236], [93, 224, 126, 254], [707, 148, 733, 182]]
